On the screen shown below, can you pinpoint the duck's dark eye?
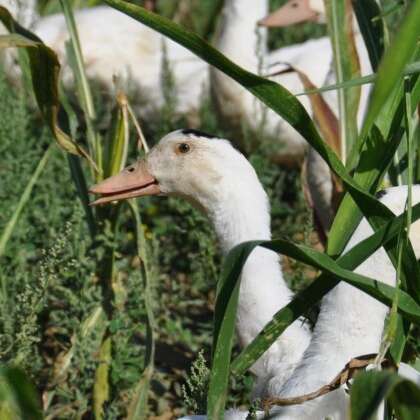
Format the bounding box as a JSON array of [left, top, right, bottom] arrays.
[[291, 2, 299, 8], [178, 143, 191, 154], [127, 166, 135, 173]]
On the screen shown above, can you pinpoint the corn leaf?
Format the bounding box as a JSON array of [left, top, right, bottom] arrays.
[[328, 73, 420, 259], [103, 94, 130, 178], [348, 0, 420, 166], [231, 203, 420, 376], [213, 207, 420, 414], [0, 8, 91, 160], [93, 336, 111, 420], [0, 366, 42, 420], [126, 201, 155, 420], [352, 0, 385, 71], [325, 0, 361, 160], [60, 0, 102, 171], [350, 370, 420, 420]]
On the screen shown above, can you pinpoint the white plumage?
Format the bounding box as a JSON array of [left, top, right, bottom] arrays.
[[33, 6, 208, 119], [181, 184, 420, 420], [211, 0, 333, 164], [91, 130, 420, 420], [0, 2, 208, 121], [90, 129, 312, 398]]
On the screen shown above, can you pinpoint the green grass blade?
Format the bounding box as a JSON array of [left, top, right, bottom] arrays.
[[207, 244, 253, 419], [93, 336, 111, 420], [58, 77, 97, 238], [67, 154, 97, 239], [103, 94, 130, 178], [0, 145, 52, 258], [295, 61, 420, 97], [264, 239, 420, 321], [126, 201, 156, 420], [325, 0, 361, 161], [102, 0, 408, 257], [328, 73, 420, 260], [348, 0, 420, 168], [388, 74, 420, 364], [0, 30, 81, 158], [59, 0, 96, 119], [231, 203, 420, 376], [60, 0, 102, 172], [350, 370, 420, 420], [352, 0, 385, 71], [215, 236, 420, 414], [0, 366, 42, 420]]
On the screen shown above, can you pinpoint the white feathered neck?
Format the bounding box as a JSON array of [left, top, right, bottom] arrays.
[[202, 154, 310, 385], [215, 0, 268, 71]]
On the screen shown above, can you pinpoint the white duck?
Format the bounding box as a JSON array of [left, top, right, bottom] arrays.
[[90, 129, 312, 397], [259, 0, 374, 233], [220, 185, 420, 420], [211, 0, 334, 165], [259, 0, 373, 129], [1, 2, 208, 122], [0, 0, 37, 29], [90, 130, 420, 420]]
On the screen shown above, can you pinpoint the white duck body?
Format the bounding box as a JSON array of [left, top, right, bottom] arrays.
[[260, 0, 373, 128], [0, 0, 38, 70], [264, 185, 420, 420], [211, 0, 333, 163], [0, 0, 37, 29], [90, 129, 311, 396], [32, 6, 208, 119], [181, 185, 420, 420], [260, 0, 374, 232]]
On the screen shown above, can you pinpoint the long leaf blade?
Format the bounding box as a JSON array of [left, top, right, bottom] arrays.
[[231, 203, 420, 376]]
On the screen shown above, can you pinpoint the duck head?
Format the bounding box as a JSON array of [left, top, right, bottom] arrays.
[[258, 0, 325, 28], [90, 129, 266, 214]]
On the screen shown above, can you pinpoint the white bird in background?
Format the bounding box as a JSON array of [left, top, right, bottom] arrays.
[[211, 0, 334, 165], [90, 130, 420, 420], [0, 1, 208, 123], [90, 129, 312, 399], [259, 0, 374, 233], [259, 0, 372, 128], [0, 0, 37, 29]]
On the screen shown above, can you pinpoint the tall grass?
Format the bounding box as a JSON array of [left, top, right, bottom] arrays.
[[0, 0, 419, 419]]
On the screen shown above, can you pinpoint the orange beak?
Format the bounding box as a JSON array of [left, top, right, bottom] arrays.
[[89, 160, 160, 206], [258, 0, 318, 28]]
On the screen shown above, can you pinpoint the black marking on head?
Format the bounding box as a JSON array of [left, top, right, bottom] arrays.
[[376, 189, 388, 200], [181, 129, 215, 139]]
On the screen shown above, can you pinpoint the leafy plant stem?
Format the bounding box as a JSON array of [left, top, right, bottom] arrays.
[[59, 0, 102, 174], [126, 200, 155, 419], [0, 145, 52, 258]]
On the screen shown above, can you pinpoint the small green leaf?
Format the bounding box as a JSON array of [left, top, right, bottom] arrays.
[[352, 0, 385, 71], [351, 370, 420, 420], [325, 0, 361, 160], [0, 366, 42, 420], [103, 94, 130, 178], [93, 337, 111, 420]]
